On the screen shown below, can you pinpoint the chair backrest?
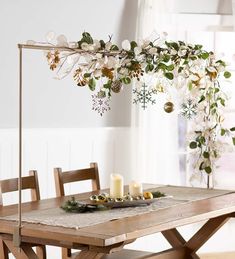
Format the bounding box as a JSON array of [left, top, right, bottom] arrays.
[[54, 162, 100, 197], [0, 170, 41, 206]]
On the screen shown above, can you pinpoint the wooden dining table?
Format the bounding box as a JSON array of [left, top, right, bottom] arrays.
[[0, 184, 235, 259]]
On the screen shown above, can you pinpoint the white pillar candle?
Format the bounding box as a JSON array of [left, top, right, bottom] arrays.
[[110, 174, 124, 198], [129, 181, 143, 197]]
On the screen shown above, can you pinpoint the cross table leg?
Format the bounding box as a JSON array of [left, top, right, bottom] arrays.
[[161, 214, 232, 259], [3, 239, 38, 259], [162, 228, 186, 247], [185, 214, 229, 255], [0, 239, 9, 259]]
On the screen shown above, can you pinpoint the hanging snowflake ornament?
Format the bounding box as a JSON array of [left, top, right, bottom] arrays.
[[92, 93, 110, 116], [133, 84, 156, 109], [181, 99, 198, 119]]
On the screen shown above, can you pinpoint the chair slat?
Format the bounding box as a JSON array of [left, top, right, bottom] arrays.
[[54, 162, 101, 259]]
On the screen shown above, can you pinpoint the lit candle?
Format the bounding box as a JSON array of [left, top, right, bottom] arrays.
[[110, 174, 124, 198], [129, 181, 143, 197]]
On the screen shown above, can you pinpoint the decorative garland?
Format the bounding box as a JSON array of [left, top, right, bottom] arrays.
[[29, 31, 235, 187]]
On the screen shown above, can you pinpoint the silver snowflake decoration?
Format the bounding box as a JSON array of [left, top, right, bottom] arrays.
[[92, 94, 110, 116], [181, 99, 198, 119], [133, 84, 156, 109]]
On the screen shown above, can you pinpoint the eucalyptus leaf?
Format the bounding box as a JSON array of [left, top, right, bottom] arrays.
[[200, 52, 209, 59], [205, 166, 212, 174], [203, 151, 210, 158], [224, 71, 231, 78], [189, 141, 197, 149], [122, 77, 131, 85], [233, 137, 235, 146], [221, 129, 226, 136], [164, 72, 174, 80], [88, 78, 96, 91]]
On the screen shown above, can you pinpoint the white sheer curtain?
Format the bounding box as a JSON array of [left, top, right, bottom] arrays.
[[130, 0, 180, 185]]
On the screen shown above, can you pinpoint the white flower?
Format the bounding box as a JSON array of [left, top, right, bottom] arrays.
[[45, 31, 56, 43], [69, 41, 78, 48], [56, 34, 68, 47], [96, 53, 103, 59], [134, 47, 142, 55], [105, 42, 112, 51], [87, 44, 94, 51], [178, 48, 187, 57], [149, 47, 158, 55], [93, 40, 101, 51], [170, 49, 177, 55], [207, 66, 217, 73], [119, 67, 129, 76], [105, 57, 117, 69], [141, 40, 151, 49], [93, 69, 102, 77], [81, 42, 89, 51], [216, 64, 225, 73], [122, 40, 131, 51]]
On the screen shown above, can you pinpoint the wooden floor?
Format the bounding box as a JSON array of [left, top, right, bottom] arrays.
[[200, 251, 235, 259]]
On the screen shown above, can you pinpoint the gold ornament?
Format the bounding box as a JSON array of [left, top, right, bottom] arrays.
[[143, 191, 153, 199], [164, 102, 174, 113]]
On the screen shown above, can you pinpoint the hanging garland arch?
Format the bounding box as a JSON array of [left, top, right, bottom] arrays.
[[28, 31, 235, 187]]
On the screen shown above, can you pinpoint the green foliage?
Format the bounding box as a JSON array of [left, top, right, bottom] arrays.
[[164, 72, 174, 80], [151, 191, 166, 198], [121, 77, 131, 85], [233, 137, 235, 145], [189, 141, 197, 149], [205, 166, 212, 174], [110, 45, 119, 51], [88, 78, 96, 91], [203, 151, 210, 158], [224, 71, 231, 78], [221, 129, 226, 136], [61, 197, 106, 213], [77, 32, 94, 47]]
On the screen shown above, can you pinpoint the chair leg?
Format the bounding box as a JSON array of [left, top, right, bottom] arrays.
[[62, 248, 71, 259], [36, 245, 46, 259], [0, 239, 9, 259]]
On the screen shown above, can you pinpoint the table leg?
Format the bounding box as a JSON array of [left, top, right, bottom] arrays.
[[3, 239, 38, 259], [161, 213, 232, 258], [162, 228, 186, 247], [36, 245, 47, 259], [0, 239, 9, 259], [185, 214, 229, 255]]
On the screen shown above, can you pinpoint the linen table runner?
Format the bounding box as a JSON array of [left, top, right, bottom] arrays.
[[1, 187, 232, 229]]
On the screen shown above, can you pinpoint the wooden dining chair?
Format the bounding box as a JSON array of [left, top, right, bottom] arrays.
[[54, 162, 100, 197], [0, 171, 47, 259], [54, 162, 100, 259]]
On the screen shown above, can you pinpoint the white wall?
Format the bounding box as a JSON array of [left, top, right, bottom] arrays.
[[0, 0, 138, 128]]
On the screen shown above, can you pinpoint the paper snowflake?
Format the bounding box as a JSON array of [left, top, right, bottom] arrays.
[[92, 94, 110, 116], [181, 99, 197, 119], [133, 84, 156, 109]]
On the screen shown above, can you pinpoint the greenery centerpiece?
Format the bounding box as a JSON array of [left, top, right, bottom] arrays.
[[28, 31, 235, 188]]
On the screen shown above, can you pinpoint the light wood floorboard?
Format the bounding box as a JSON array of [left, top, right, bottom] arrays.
[[200, 251, 235, 259]]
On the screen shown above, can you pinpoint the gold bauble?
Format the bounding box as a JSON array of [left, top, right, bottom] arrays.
[[143, 192, 153, 200], [164, 102, 174, 113]]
